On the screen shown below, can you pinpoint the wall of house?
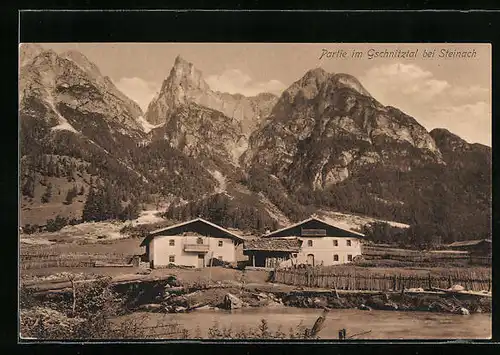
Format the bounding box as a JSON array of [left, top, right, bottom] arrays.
[[295, 237, 362, 266], [149, 239, 154, 266], [251, 251, 292, 268], [150, 234, 238, 268]]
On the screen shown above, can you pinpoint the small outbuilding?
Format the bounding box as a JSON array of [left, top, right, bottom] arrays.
[[244, 238, 302, 268], [446, 239, 492, 265]]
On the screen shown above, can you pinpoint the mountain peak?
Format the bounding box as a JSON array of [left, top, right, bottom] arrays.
[[162, 55, 208, 92], [430, 128, 471, 152], [304, 67, 328, 78], [283, 68, 372, 104], [174, 55, 190, 66], [19, 43, 45, 67], [332, 73, 372, 97], [29, 49, 59, 68], [60, 50, 103, 79]]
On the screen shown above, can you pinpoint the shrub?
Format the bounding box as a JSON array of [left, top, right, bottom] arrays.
[[19, 275, 152, 340], [68, 218, 81, 226], [23, 224, 39, 234], [46, 215, 68, 232], [64, 186, 78, 205], [206, 319, 311, 339], [41, 183, 53, 203], [20, 307, 86, 340]]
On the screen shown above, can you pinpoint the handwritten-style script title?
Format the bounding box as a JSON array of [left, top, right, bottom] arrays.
[[319, 48, 478, 60]]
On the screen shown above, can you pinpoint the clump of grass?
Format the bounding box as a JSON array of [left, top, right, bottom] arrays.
[[206, 319, 312, 339], [19, 275, 184, 340]]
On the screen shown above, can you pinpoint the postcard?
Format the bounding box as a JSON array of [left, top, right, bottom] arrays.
[[19, 43, 492, 341]]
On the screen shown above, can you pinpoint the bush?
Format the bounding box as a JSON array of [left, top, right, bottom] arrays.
[[68, 218, 81, 226], [206, 319, 311, 339], [19, 275, 150, 340], [64, 186, 78, 205], [41, 183, 52, 203], [46, 215, 68, 232], [20, 307, 86, 340], [23, 224, 39, 234]]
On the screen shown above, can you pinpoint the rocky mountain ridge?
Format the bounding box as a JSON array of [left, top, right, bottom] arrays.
[[243, 67, 444, 191], [19, 46, 145, 141], [145, 56, 278, 134], [145, 56, 278, 165], [19, 45, 491, 241]]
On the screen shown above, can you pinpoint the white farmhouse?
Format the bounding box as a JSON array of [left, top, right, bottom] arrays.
[[140, 218, 245, 268], [246, 216, 364, 267]]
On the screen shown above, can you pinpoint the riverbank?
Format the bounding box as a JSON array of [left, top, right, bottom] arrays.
[[24, 271, 492, 316], [128, 281, 492, 315], [112, 307, 492, 339], [20, 268, 492, 340]]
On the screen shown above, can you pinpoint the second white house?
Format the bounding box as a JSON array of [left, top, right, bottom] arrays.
[[244, 216, 364, 267]]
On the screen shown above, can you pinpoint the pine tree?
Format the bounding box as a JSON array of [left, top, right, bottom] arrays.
[[82, 187, 98, 222], [41, 183, 52, 203], [64, 185, 78, 205], [46, 215, 68, 232], [21, 171, 35, 198], [78, 185, 85, 195], [119, 199, 140, 221], [47, 156, 55, 177]]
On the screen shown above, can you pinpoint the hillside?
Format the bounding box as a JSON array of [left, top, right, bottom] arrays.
[[18, 45, 491, 242]]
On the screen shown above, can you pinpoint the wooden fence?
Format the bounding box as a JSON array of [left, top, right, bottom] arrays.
[[20, 252, 134, 270], [361, 246, 470, 263], [273, 268, 492, 292]]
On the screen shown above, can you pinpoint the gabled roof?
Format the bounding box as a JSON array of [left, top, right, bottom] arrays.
[[244, 238, 302, 252], [140, 218, 245, 246], [263, 216, 364, 238]]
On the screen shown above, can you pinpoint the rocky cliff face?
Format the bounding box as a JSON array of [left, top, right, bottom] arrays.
[[144, 56, 278, 164], [430, 128, 491, 171], [19, 43, 45, 68], [19, 48, 147, 155], [19, 48, 219, 227], [243, 68, 444, 191], [60, 50, 144, 120], [148, 103, 247, 169]]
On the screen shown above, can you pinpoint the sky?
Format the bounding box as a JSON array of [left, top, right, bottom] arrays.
[[41, 43, 491, 146]]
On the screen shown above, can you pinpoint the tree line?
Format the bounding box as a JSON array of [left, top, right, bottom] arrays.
[[164, 192, 279, 233]]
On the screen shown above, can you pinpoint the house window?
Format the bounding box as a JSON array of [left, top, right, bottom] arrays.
[[347, 254, 353, 262], [333, 240, 338, 247], [346, 240, 352, 247], [169, 255, 175, 263], [334, 254, 339, 261], [197, 237, 204, 245], [169, 239, 175, 246], [307, 240, 313, 247], [218, 240, 223, 247]]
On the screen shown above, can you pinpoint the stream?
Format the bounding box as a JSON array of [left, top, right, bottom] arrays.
[[113, 307, 491, 340]]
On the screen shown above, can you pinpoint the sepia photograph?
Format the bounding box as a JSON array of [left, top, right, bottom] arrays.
[[18, 42, 492, 341]]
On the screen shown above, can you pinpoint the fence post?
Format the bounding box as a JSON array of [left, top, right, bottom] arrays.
[[448, 275, 452, 289], [428, 274, 432, 290]]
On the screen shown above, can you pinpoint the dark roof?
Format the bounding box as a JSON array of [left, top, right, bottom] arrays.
[[263, 216, 364, 238], [447, 239, 492, 248], [244, 238, 302, 252], [140, 218, 244, 247]]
